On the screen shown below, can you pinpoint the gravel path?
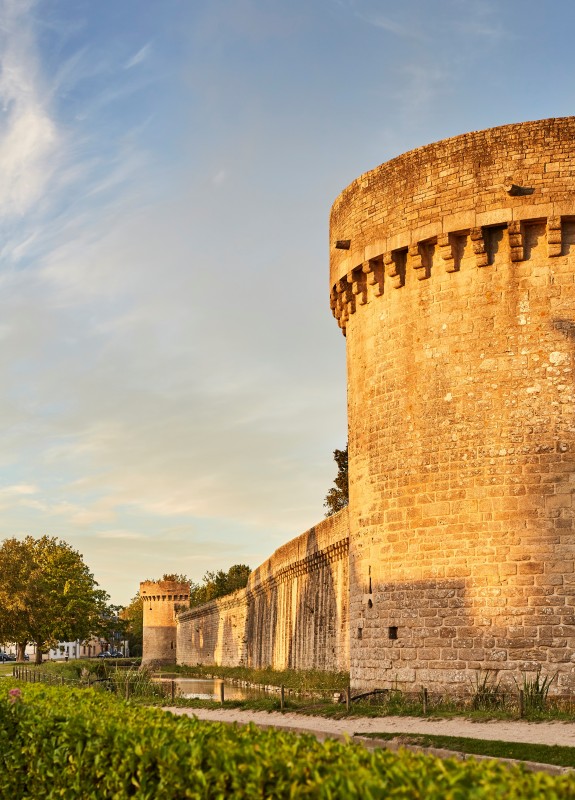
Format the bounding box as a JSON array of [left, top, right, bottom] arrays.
[[165, 706, 575, 747]]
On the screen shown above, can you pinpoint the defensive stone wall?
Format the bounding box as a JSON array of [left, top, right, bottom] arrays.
[[330, 117, 575, 693], [141, 579, 190, 665], [176, 508, 349, 671], [176, 589, 249, 667]]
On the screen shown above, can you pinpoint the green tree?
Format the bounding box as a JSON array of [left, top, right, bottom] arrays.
[[324, 444, 349, 516], [0, 536, 109, 663], [189, 564, 251, 608], [98, 603, 129, 655], [121, 592, 143, 657]]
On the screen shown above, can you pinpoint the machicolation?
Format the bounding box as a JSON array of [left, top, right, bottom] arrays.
[[143, 117, 575, 695]]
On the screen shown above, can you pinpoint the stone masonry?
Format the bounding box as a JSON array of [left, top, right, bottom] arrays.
[[331, 116, 575, 693]]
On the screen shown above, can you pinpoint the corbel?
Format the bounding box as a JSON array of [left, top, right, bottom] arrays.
[[409, 242, 426, 280], [384, 250, 404, 289], [329, 287, 337, 312], [362, 258, 384, 298], [337, 277, 354, 324], [547, 216, 562, 258], [332, 280, 346, 328], [348, 268, 367, 306], [470, 227, 489, 267], [508, 221, 524, 262], [343, 274, 356, 315], [438, 233, 456, 272]]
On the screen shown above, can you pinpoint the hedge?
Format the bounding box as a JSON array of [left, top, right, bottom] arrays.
[[0, 684, 574, 799]]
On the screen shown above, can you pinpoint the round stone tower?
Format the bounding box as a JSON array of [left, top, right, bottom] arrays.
[[330, 117, 575, 693], [141, 579, 189, 665]]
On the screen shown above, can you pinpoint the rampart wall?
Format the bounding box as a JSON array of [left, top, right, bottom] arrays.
[[330, 117, 575, 692], [176, 508, 349, 671]]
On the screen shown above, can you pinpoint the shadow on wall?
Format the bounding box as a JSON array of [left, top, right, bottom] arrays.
[[287, 527, 341, 671], [245, 516, 348, 672], [176, 510, 349, 672]]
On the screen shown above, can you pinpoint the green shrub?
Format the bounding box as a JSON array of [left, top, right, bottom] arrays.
[[0, 683, 573, 799]]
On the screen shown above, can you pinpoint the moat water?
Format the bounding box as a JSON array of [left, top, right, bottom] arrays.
[[154, 677, 268, 701]]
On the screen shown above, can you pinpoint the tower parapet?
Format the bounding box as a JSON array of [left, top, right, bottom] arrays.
[[331, 117, 575, 692], [141, 579, 189, 665]]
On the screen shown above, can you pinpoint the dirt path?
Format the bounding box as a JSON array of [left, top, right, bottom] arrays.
[[165, 706, 575, 747]]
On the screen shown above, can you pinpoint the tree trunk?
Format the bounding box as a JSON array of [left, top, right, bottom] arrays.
[[34, 645, 43, 665], [16, 642, 27, 662]]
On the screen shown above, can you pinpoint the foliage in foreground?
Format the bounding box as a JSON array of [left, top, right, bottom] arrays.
[[0, 683, 574, 799]]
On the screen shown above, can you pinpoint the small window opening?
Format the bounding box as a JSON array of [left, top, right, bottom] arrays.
[[357, 627, 363, 640], [367, 599, 373, 609], [388, 626, 398, 640]]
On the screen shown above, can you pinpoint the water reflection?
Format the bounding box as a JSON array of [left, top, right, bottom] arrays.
[[155, 677, 268, 701]]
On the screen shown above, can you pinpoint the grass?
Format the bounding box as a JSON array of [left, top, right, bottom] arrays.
[[356, 731, 575, 769], [152, 688, 575, 722], [470, 670, 505, 711], [516, 668, 558, 713], [15, 660, 575, 722]]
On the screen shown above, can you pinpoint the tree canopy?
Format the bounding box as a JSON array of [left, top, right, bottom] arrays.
[[187, 565, 251, 608], [0, 536, 110, 663], [324, 445, 349, 516], [121, 592, 143, 657]]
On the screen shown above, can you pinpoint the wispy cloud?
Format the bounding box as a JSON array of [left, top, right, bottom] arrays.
[[355, 10, 424, 40], [0, 484, 38, 497], [124, 42, 153, 70], [97, 530, 146, 540], [0, 0, 61, 217]]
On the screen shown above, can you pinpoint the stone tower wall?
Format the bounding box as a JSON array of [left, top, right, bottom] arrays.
[[141, 579, 189, 665], [176, 508, 349, 671], [330, 117, 575, 693]]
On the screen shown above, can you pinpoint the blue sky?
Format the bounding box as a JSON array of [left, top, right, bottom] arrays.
[[1, 0, 575, 604]]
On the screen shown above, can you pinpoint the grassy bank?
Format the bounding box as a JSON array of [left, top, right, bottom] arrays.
[[358, 732, 575, 770], [16, 661, 575, 722]]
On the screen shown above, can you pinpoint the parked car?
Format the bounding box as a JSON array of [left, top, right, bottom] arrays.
[[0, 653, 15, 662], [97, 651, 113, 658]]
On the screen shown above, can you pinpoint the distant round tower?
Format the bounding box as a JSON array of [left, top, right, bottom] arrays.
[[330, 117, 575, 692], [141, 579, 189, 665]]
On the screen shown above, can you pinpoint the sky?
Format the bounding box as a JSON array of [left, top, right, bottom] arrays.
[[1, 0, 575, 605]]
